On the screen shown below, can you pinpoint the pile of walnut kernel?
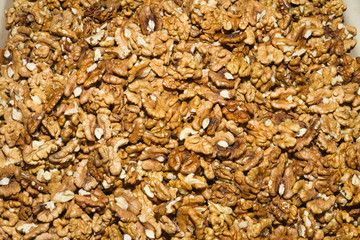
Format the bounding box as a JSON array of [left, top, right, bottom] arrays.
[[1, 0, 360, 239]]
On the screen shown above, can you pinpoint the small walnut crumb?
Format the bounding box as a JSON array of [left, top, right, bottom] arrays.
[[278, 183, 285, 196], [297, 128, 307, 137], [352, 175, 360, 186], [202, 118, 210, 129], [26, 62, 37, 71], [73, 87, 82, 97], [143, 185, 154, 198], [217, 140, 229, 148], [123, 234, 132, 240], [145, 229, 155, 239], [147, 19, 155, 33], [12, 108, 22, 121], [44, 201, 55, 211], [115, 196, 129, 210], [94, 128, 104, 140], [4, 49, 10, 58], [17, 223, 38, 234], [220, 90, 230, 99], [224, 72, 234, 80], [265, 119, 273, 126], [94, 49, 102, 62], [0, 177, 10, 186], [7, 66, 14, 78], [303, 29, 312, 39], [87, 63, 97, 73]]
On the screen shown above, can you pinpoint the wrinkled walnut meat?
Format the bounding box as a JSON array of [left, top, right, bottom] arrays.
[[1, 0, 360, 239]]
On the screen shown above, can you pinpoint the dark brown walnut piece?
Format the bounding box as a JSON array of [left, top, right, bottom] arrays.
[[139, 2, 163, 35], [168, 146, 200, 174]]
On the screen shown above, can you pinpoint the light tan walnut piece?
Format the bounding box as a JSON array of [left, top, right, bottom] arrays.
[[257, 44, 284, 65], [184, 135, 214, 155], [24, 140, 60, 166]]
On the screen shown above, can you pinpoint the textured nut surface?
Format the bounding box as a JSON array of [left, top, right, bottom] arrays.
[[1, 0, 360, 239]]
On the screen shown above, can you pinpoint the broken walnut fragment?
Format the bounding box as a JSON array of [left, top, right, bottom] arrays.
[[0, 0, 360, 239]]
